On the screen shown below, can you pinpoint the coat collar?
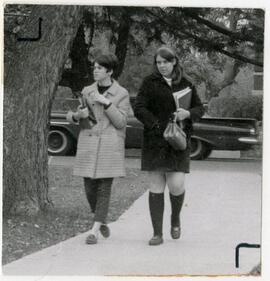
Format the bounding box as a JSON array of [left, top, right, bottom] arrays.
[[150, 72, 163, 81], [84, 80, 119, 96], [105, 79, 119, 96], [149, 72, 192, 88], [149, 72, 172, 87]]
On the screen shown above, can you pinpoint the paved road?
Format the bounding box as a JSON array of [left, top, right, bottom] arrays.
[[3, 156, 262, 277]]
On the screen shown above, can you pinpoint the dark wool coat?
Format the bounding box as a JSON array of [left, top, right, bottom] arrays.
[[134, 72, 204, 173]]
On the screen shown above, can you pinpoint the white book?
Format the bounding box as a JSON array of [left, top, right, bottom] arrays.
[[173, 87, 192, 109]]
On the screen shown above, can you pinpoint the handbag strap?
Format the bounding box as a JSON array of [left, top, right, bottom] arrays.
[[173, 113, 184, 128]]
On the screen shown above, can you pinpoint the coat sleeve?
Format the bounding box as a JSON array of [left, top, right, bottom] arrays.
[[189, 85, 205, 122], [66, 87, 87, 124], [134, 78, 159, 130], [104, 91, 130, 129]]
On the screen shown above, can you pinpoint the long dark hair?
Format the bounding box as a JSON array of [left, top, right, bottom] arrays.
[[153, 46, 183, 85]]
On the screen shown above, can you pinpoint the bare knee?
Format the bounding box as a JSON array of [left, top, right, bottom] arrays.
[[147, 172, 166, 193], [166, 172, 185, 195]]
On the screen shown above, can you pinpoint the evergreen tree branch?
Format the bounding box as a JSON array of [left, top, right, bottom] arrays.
[[146, 8, 263, 67], [180, 8, 263, 46]]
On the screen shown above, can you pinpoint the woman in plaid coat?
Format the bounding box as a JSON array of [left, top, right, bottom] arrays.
[[67, 54, 131, 244]]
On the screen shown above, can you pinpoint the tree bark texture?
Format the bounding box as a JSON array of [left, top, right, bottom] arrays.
[[210, 11, 241, 98], [114, 7, 132, 79], [3, 5, 84, 215]]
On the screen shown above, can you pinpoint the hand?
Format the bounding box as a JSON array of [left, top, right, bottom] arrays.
[[151, 122, 163, 136], [92, 93, 111, 106], [175, 108, 190, 121], [74, 105, 89, 120]]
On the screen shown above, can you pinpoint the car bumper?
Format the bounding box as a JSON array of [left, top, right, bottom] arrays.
[[51, 121, 71, 125], [238, 137, 259, 144]]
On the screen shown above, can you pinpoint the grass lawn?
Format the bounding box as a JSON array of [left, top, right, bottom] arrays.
[[2, 165, 149, 265]]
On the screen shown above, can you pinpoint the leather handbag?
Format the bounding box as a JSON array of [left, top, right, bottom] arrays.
[[163, 116, 187, 151]]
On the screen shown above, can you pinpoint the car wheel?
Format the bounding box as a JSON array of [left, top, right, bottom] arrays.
[[190, 138, 212, 160], [48, 129, 73, 156]]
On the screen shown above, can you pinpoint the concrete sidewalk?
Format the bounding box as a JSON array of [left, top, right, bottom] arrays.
[[3, 165, 261, 276]]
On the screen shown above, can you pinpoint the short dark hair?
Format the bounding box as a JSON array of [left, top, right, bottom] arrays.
[[94, 53, 119, 72]]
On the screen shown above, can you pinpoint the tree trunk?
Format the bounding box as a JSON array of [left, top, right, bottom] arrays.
[[207, 11, 241, 99], [61, 23, 93, 92], [206, 59, 241, 99], [114, 7, 132, 79], [3, 5, 84, 215]]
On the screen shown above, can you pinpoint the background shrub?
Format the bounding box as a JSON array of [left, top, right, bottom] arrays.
[[52, 86, 79, 111], [208, 95, 263, 120]]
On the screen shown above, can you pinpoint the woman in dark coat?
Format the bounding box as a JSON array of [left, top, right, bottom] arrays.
[[134, 46, 204, 246]]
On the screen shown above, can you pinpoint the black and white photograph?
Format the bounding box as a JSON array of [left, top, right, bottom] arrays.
[[1, 0, 269, 279]]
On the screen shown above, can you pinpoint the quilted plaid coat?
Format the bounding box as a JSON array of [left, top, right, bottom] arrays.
[[67, 80, 131, 179]]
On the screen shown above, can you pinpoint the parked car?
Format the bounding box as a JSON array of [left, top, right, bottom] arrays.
[[48, 111, 259, 160]]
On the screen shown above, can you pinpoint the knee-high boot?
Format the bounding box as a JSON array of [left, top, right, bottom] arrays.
[[148, 192, 164, 245], [169, 192, 185, 239]]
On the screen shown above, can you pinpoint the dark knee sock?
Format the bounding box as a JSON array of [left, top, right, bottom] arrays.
[[84, 178, 98, 213], [149, 192, 164, 236], [170, 192, 185, 227]]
